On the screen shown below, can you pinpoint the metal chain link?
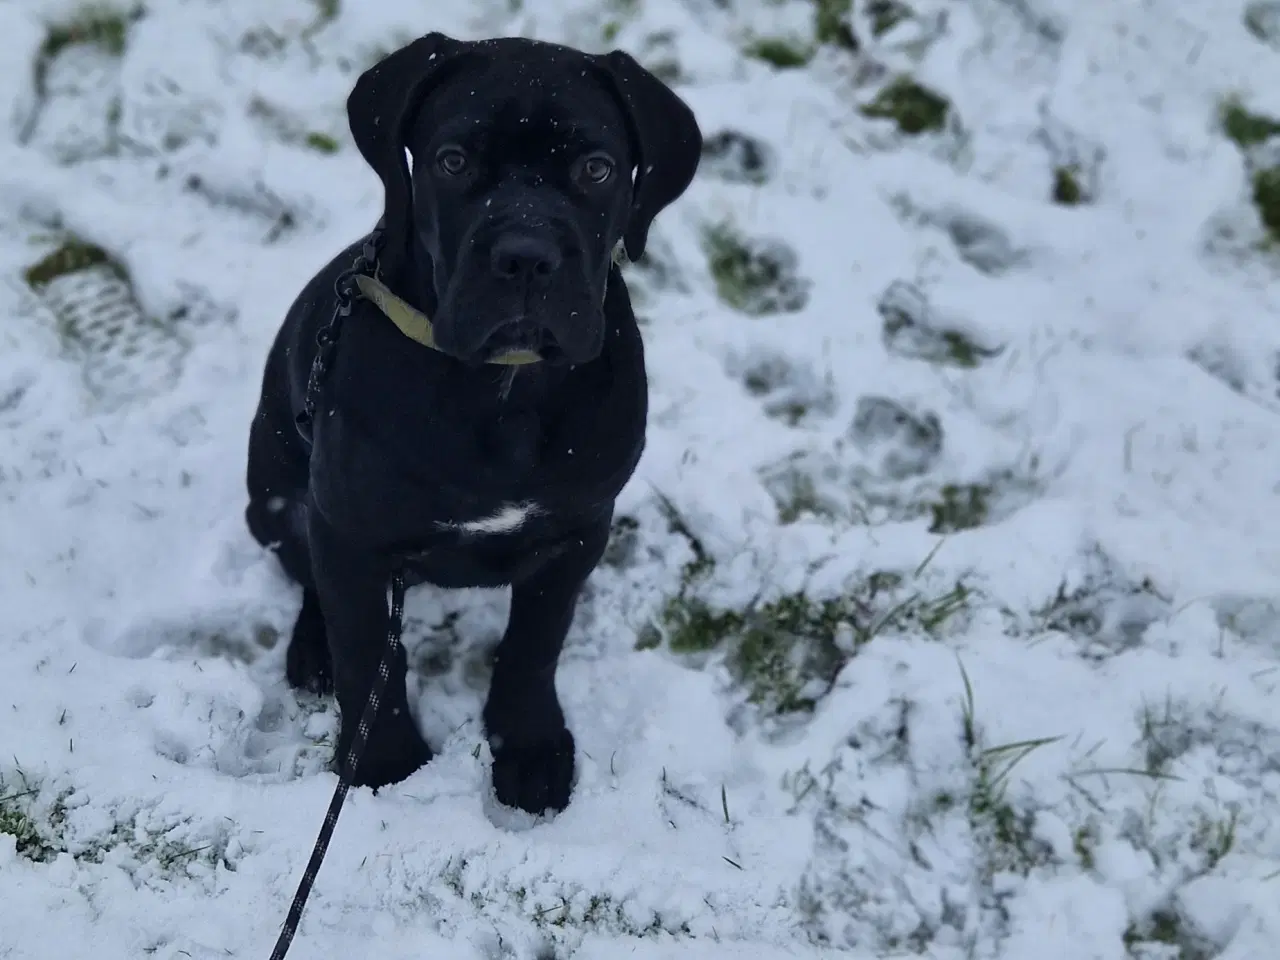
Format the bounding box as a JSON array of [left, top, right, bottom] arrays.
[[295, 228, 386, 432]]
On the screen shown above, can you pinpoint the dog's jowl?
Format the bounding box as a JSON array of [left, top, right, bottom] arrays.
[[243, 33, 701, 815]]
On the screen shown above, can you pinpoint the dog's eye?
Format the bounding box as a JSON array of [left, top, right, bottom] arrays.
[[436, 147, 468, 176], [582, 154, 614, 184]]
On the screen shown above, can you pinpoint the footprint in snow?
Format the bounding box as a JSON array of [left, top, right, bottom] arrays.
[[848, 395, 944, 480], [22, 238, 192, 412], [141, 678, 337, 783], [877, 280, 1006, 368], [700, 129, 776, 185]]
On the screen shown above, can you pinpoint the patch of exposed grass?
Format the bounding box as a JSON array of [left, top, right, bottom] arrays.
[[0, 785, 62, 863], [1190, 808, 1239, 872], [439, 857, 693, 938], [300, 0, 340, 39], [1214, 102, 1280, 240], [1123, 908, 1216, 960], [30, 4, 137, 121], [757, 582, 959, 711], [660, 597, 743, 654], [1252, 166, 1280, 239], [634, 495, 717, 651], [1136, 696, 1196, 778], [814, 0, 858, 50], [861, 76, 950, 135], [2, 774, 232, 878], [1220, 97, 1280, 149], [23, 238, 123, 289], [1073, 822, 1099, 870], [42, 6, 131, 61], [703, 222, 809, 315], [727, 591, 867, 713], [652, 554, 973, 714], [745, 37, 813, 69], [943, 330, 996, 367], [927, 483, 991, 533], [304, 131, 340, 154], [1052, 165, 1085, 205], [967, 742, 1055, 874], [867, 0, 913, 37], [311, 0, 340, 20], [76, 820, 227, 877], [600, 0, 640, 45], [958, 663, 1061, 875]]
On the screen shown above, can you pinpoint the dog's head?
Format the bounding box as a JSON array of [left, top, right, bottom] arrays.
[[346, 34, 702, 367]]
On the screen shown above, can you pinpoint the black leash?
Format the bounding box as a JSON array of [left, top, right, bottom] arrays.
[[295, 228, 385, 434], [268, 571, 406, 958], [270, 227, 403, 959]]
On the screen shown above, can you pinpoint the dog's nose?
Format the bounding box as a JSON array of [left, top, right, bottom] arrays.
[[489, 233, 562, 284]]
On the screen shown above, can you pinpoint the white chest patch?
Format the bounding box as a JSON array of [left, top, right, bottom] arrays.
[[442, 501, 541, 536]]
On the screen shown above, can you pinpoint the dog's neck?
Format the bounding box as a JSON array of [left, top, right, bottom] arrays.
[[338, 249, 637, 492], [399, 240, 442, 327], [382, 243, 576, 411]]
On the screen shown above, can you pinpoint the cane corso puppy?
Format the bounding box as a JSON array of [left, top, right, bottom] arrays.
[[244, 33, 701, 814]]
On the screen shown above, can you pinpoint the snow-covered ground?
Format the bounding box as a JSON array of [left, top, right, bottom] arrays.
[[2, 0, 1280, 957]]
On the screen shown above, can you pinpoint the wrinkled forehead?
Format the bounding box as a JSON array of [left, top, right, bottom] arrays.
[[408, 52, 632, 165]]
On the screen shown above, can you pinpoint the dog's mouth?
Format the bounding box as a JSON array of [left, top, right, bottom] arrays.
[[481, 318, 565, 364]]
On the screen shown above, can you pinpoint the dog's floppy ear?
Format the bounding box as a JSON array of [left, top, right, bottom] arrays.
[[347, 32, 467, 276], [597, 50, 702, 261]]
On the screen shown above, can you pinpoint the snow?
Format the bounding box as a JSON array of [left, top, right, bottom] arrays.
[[1, 0, 1279, 958]]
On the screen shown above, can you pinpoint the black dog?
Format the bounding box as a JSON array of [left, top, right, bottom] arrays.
[[243, 33, 701, 815]]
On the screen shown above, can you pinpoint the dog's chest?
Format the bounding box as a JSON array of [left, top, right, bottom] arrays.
[[401, 501, 574, 589], [434, 500, 541, 536]]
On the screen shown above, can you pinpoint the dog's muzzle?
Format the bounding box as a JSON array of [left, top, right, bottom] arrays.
[[470, 227, 584, 364], [480, 316, 567, 364]]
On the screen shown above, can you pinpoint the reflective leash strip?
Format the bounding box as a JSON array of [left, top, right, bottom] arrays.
[[268, 571, 406, 959]]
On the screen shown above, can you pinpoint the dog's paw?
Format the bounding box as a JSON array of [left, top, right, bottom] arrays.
[[285, 624, 333, 696], [285, 592, 332, 695], [338, 721, 434, 790], [490, 727, 576, 815]]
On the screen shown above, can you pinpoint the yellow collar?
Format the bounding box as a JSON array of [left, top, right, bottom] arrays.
[[354, 274, 543, 367]]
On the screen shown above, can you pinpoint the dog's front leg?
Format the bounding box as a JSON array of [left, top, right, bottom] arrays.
[[307, 505, 433, 789], [483, 516, 611, 815]]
